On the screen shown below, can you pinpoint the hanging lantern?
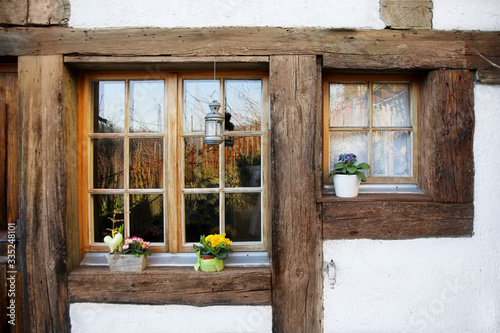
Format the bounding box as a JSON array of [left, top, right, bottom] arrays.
[[204, 100, 224, 145]]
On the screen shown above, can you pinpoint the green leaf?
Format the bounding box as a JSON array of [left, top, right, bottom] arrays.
[[355, 170, 367, 182], [357, 162, 370, 170], [333, 162, 346, 170], [346, 166, 357, 174]]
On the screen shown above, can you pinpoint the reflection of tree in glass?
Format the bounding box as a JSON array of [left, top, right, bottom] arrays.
[[130, 194, 164, 243], [95, 138, 124, 189], [184, 138, 219, 188], [130, 138, 163, 189], [93, 195, 124, 242], [225, 80, 261, 131]]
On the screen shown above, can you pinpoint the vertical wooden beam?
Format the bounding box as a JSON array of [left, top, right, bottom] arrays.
[[18, 55, 71, 332], [421, 69, 474, 203], [270, 55, 323, 332]]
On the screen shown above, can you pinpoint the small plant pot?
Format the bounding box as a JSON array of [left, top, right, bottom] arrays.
[[333, 174, 361, 198], [106, 254, 147, 272], [199, 256, 224, 272]]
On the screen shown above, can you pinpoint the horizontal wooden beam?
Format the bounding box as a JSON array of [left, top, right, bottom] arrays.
[[68, 266, 272, 306], [322, 200, 473, 240], [0, 27, 499, 81]]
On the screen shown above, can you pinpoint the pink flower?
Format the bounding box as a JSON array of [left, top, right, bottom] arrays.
[[122, 244, 129, 250]]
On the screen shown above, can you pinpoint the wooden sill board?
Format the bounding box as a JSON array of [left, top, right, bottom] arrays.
[[68, 266, 271, 306]]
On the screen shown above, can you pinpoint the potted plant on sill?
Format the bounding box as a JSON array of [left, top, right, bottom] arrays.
[[104, 225, 152, 272], [328, 153, 370, 198], [193, 233, 233, 272]]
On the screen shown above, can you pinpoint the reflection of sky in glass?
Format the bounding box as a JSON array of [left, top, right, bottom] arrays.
[[225, 80, 262, 131], [184, 80, 220, 133], [130, 81, 165, 133], [96, 81, 125, 133]]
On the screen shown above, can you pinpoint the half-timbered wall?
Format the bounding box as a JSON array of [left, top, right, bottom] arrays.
[[1, 0, 499, 332]]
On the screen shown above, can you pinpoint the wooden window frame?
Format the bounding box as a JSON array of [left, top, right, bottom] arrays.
[[322, 74, 420, 187], [78, 70, 270, 254]]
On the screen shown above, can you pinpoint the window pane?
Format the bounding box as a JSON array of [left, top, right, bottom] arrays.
[[184, 137, 219, 188], [130, 194, 164, 243], [184, 193, 219, 243], [225, 136, 261, 188], [224, 80, 262, 131], [92, 194, 124, 243], [225, 193, 261, 242], [330, 83, 369, 127], [129, 80, 165, 133], [329, 131, 369, 174], [93, 81, 125, 133], [129, 138, 164, 189], [184, 80, 220, 133], [373, 131, 412, 177], [92, 138, 124, 189], [373, 83, 411, 127]]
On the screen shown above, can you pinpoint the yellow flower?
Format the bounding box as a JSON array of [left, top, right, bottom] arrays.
[[205, 233, 231, 247]]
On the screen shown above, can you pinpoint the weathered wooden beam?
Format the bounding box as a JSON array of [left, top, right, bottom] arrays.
[[0, 27, 498, 81], [18, 55, 70, 332], [270, 55, 323, 333], [322, 200, 473, 239], [421, 69, 474, 203], [68, 266, 272, 306]]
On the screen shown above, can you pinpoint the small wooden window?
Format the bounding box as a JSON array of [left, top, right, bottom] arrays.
[[78, 71, 270, 253], [323, 74, 420, 186]]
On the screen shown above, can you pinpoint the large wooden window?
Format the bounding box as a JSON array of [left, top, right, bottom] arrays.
[[323, 75, 419, 187], [78, 71, 269, 253]]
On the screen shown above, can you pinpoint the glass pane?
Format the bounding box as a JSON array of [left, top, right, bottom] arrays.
[[373, 83, 411, 127], [184, 137, 219, 188], [129, 80, 165, 133], [93, 81, 125, 133], [329, 131, 369, 174], [224, 80, 262, 131], [129, 138, 164, 189], [92, 194, 124, 243], [373, 131, 412, 177], [92, 138, 124, 189], [225, 193, 261, 242], [226, 136, 261, 187], [184, 80, 220, 133], [130, 194, 164, 243], [184, 193, 219, 243], [329, 83, 369, 127]]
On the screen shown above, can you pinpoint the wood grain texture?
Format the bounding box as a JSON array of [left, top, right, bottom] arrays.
[[0, 27, 498, 81], [323, 200, 473, 239], [270, 55, 323, 333], [18, 55, 70, 332], [68, 266, 271, 306], [421, 69, 474, 203]]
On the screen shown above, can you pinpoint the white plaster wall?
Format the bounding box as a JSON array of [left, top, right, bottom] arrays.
[[323, 84, 500, 332], [433, 0, 500, 30], [70, 304, 272, 333], [68, 0, 385, 29]]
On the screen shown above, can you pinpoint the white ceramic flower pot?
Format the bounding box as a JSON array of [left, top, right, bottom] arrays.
[[333, 174, 361, 198]]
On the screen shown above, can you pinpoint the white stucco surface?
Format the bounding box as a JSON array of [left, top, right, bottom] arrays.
[[323, 83, 500, 332], [68, 0, 385, 29], [70, 303, 272, 333], [433, 0, 500, 30]]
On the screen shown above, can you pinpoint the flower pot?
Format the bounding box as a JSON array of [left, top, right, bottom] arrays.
[[333, 174, 361, 198], [195, 253, 225, 272], [105, 253, 147, 272]]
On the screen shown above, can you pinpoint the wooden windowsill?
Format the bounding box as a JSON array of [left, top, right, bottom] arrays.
[[318, 192, 433, 203], [68, 265, 272, 306], [320, 193, 473, 240]]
